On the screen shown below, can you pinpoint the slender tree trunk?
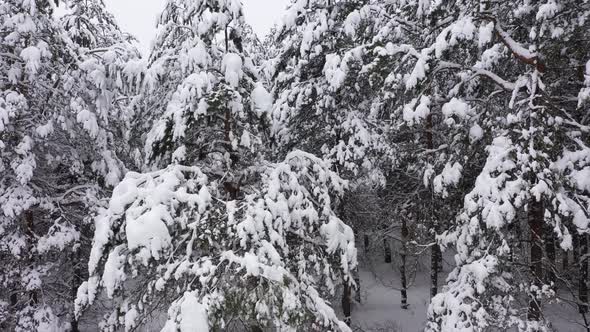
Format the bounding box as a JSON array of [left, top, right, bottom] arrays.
[[436, 242, 443, 272], [384, 237, 392, 263], [224, 26, 229, 52], [342, 280, 352, 326], [400, 217, 409, 309], [354, 269, 361, 303], [580, 234, 589, 314], [425, 113, 440, 299], [71, 246, 82, 332], [528, 200, 544, 323], [544, 223, 556, 290], [224, 107, 232, 148], [24, 211, 39, 306], [562, 249, 569, 272], [337, 200, 352, 325], [364, 233, 370, 253], [430, 240, 440, 299], [429, 214, 441, 298], [574, 232, 581, 270]]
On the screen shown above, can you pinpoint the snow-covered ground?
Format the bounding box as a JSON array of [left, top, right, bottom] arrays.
[[348, 244, 451, 332], [352, 268, 431, 331]]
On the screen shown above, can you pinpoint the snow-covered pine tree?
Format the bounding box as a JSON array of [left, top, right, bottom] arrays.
[[361, 0, 490, 304], [307, 0, 589, 329], [61, 0, 130, 49], [271, 0, 475, 310], [271, 0, 389, 178], [76, 151, 357, 331], [76, 1, 357, 331], [0, 0, 139, 330], [269, 0, 399, 322], [288, 0, 590, 328], [374, 1, 590, 331], [140, 0, 264, 174]]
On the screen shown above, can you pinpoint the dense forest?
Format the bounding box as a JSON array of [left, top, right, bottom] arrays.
[[1, 0, 590, 331]]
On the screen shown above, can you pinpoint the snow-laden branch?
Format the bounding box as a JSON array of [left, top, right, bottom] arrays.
[[471, 67, 517, 91], [76, 152, 356, 331], [437, 61, 516, 91], [494, 23, 546, 73], [0, 52, 24, 62]]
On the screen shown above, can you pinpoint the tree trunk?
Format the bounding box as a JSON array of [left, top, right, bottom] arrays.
[[384, 237, 392, 263], [430, 241, 440, 299], [580, 233, 589, 314], [436, 242, 443, 272], [562, 249, 569, 272], [425, 113, 440, 299], [572, 230, 581, 266], [429, 216, 441, 299], [400, 217, 409, 309], [364, 233, 370, 253], [71, 315, 79, 331], [337, 200, 352, 325], [528, 200, 544, 323], [224, 26, 229, 52], [354, 270, 361, 303], [544, 223, 556, 290], [71, 246, 82, 332], [24, 211, 39, 306], [342, 280, 352, 326]]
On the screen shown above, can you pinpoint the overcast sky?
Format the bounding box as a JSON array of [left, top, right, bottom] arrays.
[[104, 0, 290, 53]]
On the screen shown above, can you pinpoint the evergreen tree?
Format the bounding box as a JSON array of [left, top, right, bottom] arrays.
[[387, 1, 590, 331], [271, 0, 389, 177], [0, 0, 139, 330], [76, 1, 358, 331]]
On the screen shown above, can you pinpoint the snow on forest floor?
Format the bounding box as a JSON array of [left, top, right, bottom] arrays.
[[351, 249, 589, 332], [352, 267, 430, 332], [349, 248, 446, 332]]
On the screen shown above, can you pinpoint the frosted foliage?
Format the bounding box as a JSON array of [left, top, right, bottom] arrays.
[[403, 96, 431, 125], [0, 0, 140, 330], [157, 0, 242, 39], [432, 162, 463, 198], [324, 53, 347, 91], [222, 53, 243, 88], [178, 293, 209, 332], [427, 137, 529, 331], [272, 0, 390, 179], [332, 0, 590, 330], [141, 0, 264, 168], [2, 0, 589, 331], [428, 255, 511, 331], [251, 83, 273, 116], [344, 10, 361, 37], [442, 98, 473, 120], [78, 152, 356, 331], [579, 61, 590, 107], [469, 124, 483, 142]]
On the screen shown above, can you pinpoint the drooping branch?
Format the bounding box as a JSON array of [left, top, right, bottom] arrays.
[[437, 61, 516, 91], [494, 23, 546, 73]]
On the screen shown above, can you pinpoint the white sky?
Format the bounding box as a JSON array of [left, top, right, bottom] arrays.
[[104, 0, 290, 52]]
